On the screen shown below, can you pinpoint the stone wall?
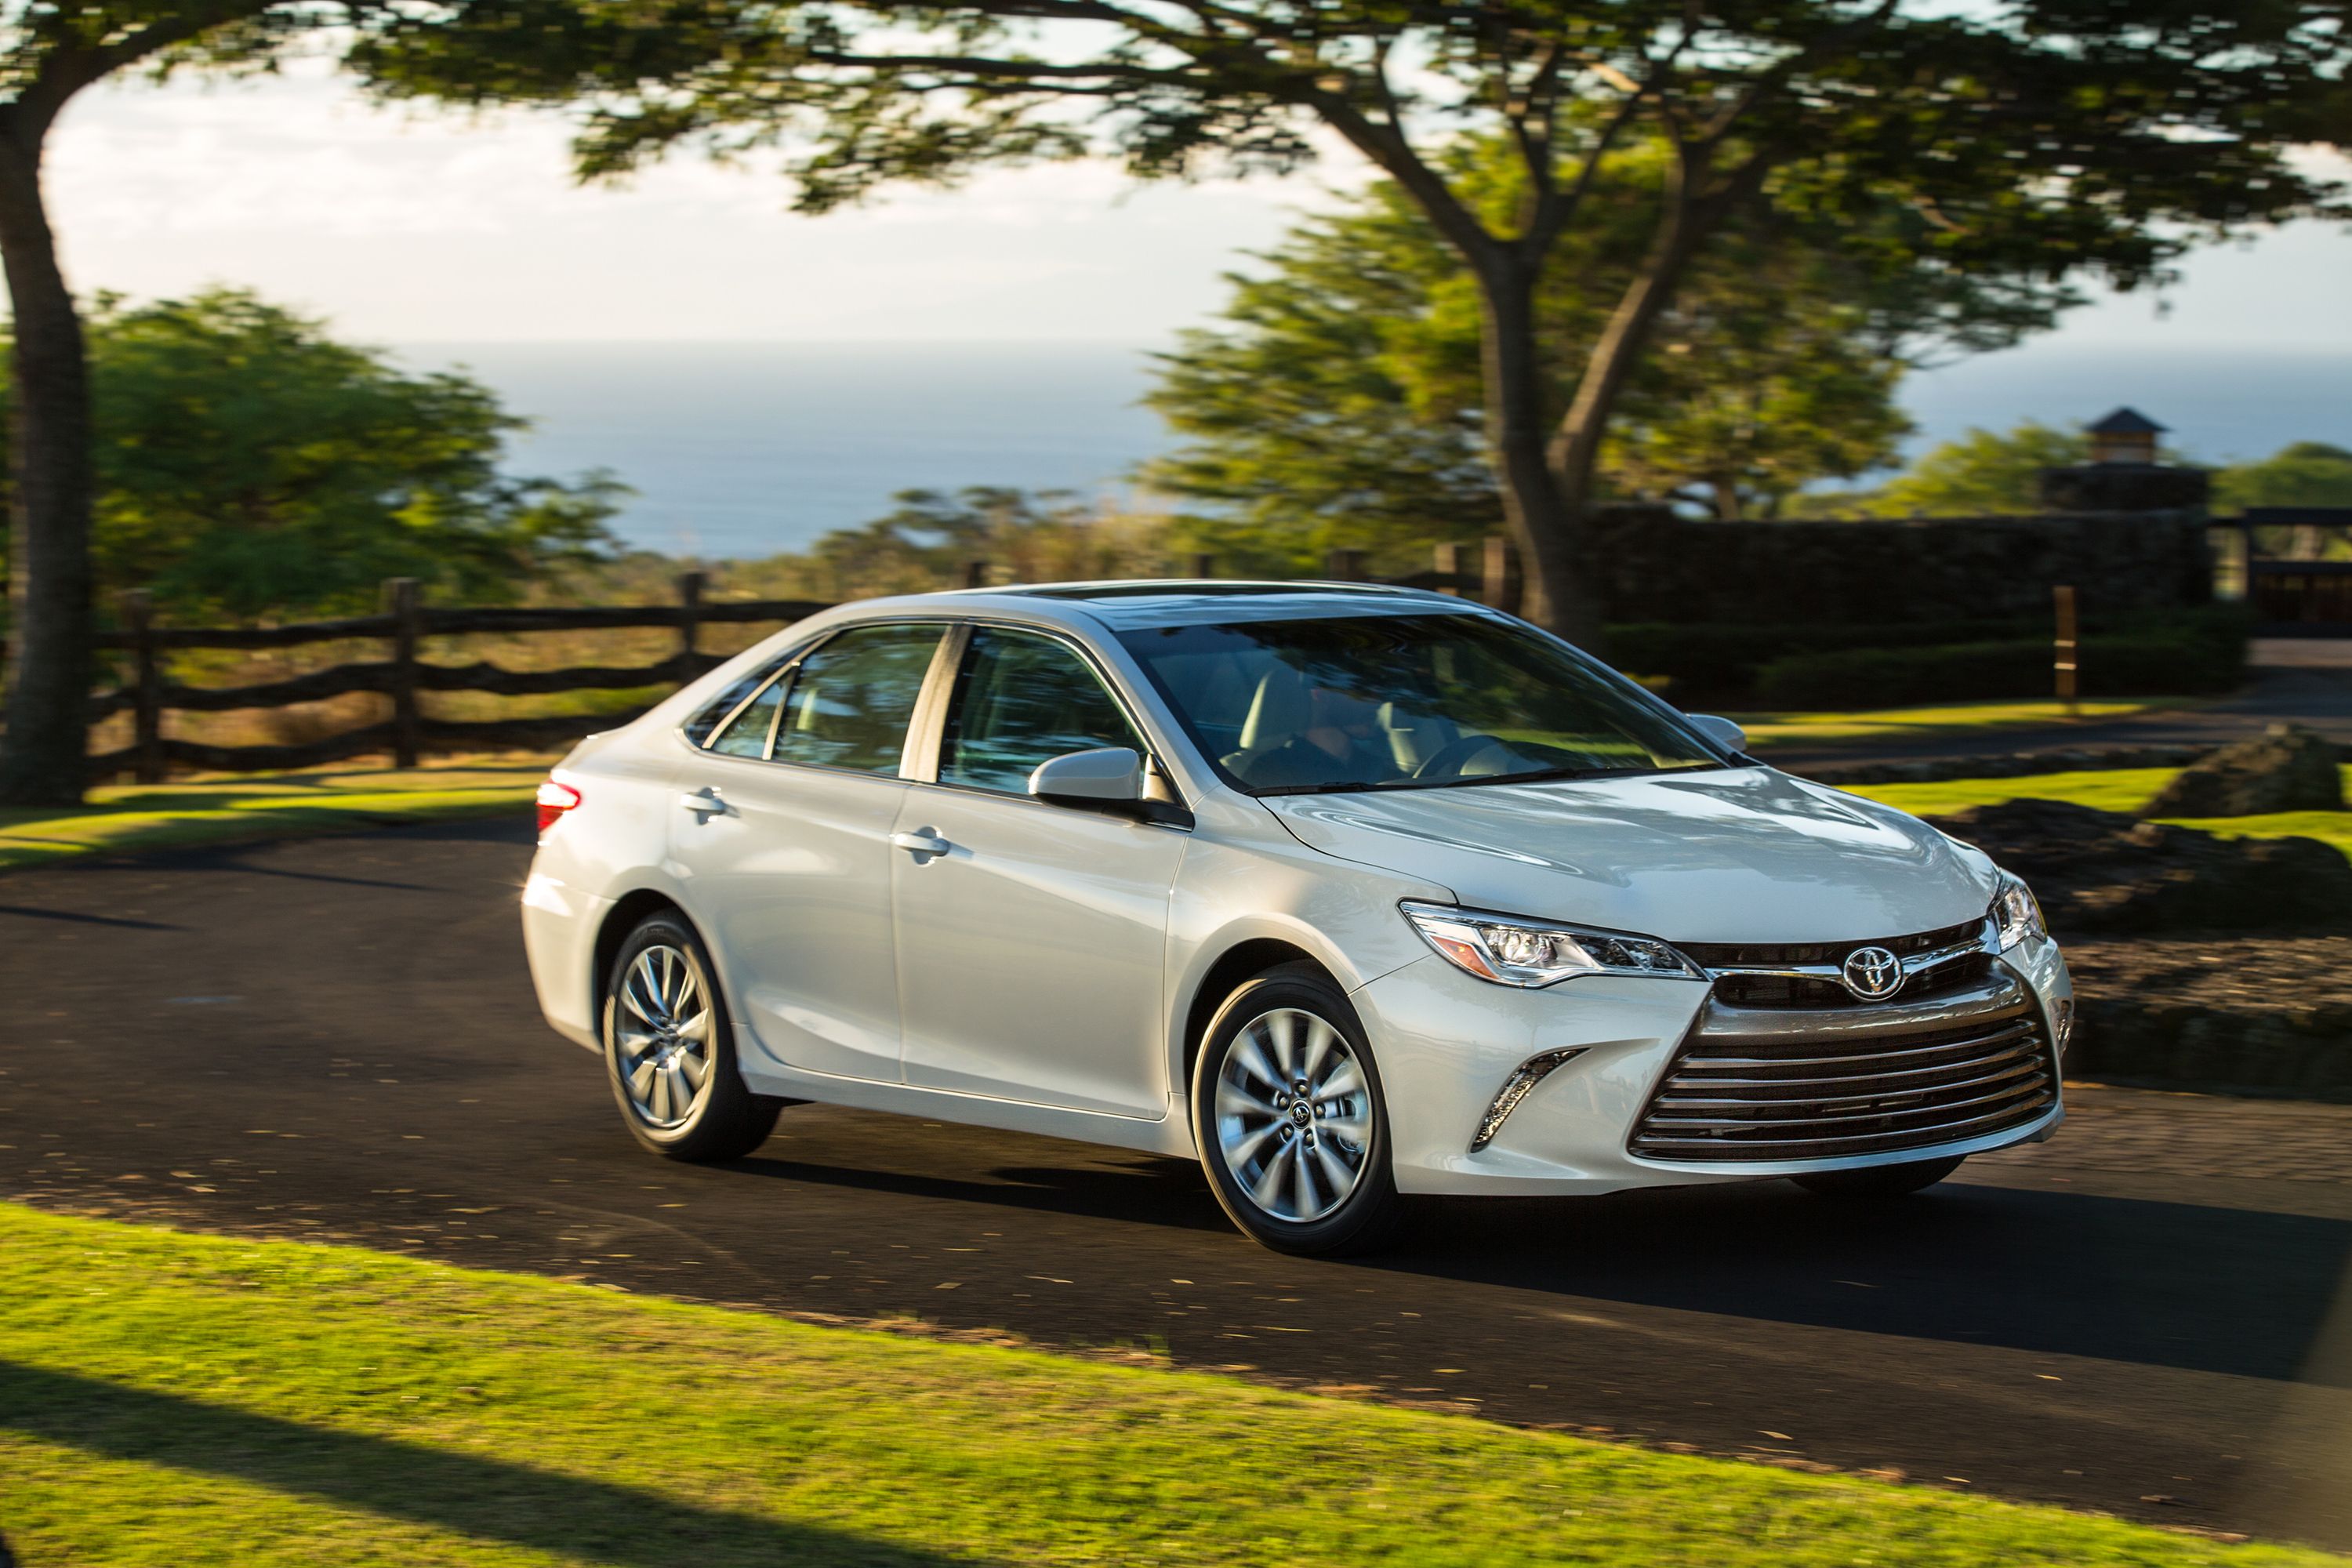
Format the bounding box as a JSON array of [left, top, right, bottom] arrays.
[[1594, 509, 2213, 626]]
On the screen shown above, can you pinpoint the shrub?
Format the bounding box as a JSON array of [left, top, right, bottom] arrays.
[[1620, 604, 2250, 708], [1749, 622, 2248, 710]]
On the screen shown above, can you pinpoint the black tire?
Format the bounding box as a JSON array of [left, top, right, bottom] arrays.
[[1191, 961, 1402, 1256], [602, 911, 780, 1161], [1792, 1153, 1965, 1200]]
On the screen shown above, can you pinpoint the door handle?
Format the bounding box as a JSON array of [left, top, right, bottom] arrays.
[[890, 828, 952, 858], [678, 787, 734, 818]]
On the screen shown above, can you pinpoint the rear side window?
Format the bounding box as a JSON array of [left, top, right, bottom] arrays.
[[771, 623, 946, 776], [683, 657, 789, 749], [939, 628, 1146, 793], [708, 677, 787, 758]]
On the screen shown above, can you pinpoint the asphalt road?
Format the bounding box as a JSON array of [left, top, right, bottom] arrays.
[[4, 819, 2349, 1550]]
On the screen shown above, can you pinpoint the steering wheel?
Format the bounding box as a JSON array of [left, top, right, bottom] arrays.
[[1410, 732, 1513, 782]]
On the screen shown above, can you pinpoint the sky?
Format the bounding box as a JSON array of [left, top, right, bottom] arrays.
[[47, 56, 2352, 353]]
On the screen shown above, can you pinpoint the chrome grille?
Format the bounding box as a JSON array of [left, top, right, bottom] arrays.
[[1628, 969, 2057, 1164], [1680, 918, 1991, 1009]]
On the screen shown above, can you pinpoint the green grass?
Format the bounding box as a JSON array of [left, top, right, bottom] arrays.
[[1846, 764, 2352, 865], [0, 1206, 2340, 1568], [0, 761, 548, 872], [1734, 697, 2187, 749]]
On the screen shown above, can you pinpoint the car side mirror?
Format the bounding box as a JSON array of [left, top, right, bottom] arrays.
[[1029, 746, 1145, 806], [1688, 714, 1748, 755]]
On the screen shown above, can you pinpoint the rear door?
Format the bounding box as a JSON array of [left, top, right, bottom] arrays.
[[891, 624, 1188, 1118], [667, 621, 951, 1083]]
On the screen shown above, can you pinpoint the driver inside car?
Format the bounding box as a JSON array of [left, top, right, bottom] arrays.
[[1229, 672, 1407, 790]]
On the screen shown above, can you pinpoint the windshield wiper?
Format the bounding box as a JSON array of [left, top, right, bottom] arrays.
[[1249, 780, 1391, 797]]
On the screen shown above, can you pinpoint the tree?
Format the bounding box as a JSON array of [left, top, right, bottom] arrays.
[[360, 0, 2348, 649], [2216, 441, 2352, 512], [1145, 133, 1952, 568], [0, 289, 621, 622], [1795, 421, 2091, 518], [0, 0, 528, 804], [2216, 440, 2352, 558]]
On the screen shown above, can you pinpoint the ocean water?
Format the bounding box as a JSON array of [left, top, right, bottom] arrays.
[[404, 339, 2352, 560], [400, 341, 1170, 561]]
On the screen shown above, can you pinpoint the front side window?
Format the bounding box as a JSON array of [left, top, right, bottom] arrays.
[[1116, 611, 1725, 796], [939, 627, 1147, 793], [771, 622, 946, 776]]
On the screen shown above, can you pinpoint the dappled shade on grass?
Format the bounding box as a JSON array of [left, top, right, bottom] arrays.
[[0, 763, 545, 871], [2, 1204, 2343, 1568]]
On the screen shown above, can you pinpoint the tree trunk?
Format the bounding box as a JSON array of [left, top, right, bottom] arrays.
[[0, 116, 91, 806], [1471, 255, 1608, 649]]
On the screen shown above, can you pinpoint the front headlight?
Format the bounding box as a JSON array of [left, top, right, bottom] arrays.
[[1400, 902, 1701, 988], [1991, 872, 2045, 952]]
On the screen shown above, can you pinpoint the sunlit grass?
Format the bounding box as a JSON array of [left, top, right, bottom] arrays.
[[0, 760, 549, 871], [2, 1203, 2341, 1568], [1845, 765, 2352, 864], [1736, 697, 2188, 747]]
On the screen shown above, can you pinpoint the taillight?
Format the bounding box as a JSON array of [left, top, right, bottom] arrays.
[[536, 779, 582, 836]]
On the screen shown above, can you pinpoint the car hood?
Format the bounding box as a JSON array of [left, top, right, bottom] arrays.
[[1263, 766, 1995, 946]]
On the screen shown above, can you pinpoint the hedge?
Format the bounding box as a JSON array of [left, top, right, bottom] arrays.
[[1749, 627, 2249, 710], [1615, 607, 2250, 708]]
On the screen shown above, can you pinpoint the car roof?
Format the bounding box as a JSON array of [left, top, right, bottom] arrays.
[[838, 579, 1490, 632]]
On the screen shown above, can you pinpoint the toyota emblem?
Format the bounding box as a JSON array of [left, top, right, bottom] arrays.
[[1840, 945, 1904, 1000]]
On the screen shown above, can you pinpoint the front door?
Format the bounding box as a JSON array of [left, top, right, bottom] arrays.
[[668, 622, 949, 1083], [892, 626, 1187, 1119]]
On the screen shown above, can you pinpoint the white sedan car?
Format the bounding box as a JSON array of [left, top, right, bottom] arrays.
[[523, 583, 2071, 1254]]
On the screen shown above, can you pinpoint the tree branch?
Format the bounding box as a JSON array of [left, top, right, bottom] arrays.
[[1697, 0, 1900, 146]]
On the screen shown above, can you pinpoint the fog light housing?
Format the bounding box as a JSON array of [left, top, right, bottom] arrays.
[[1469, 1047, 1588, 1152]]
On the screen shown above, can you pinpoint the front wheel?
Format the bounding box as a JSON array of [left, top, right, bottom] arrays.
[[603, 912, 780, 1161], [1792, 1154, 1965, 1200], [1192, 963, 1402, 1256]]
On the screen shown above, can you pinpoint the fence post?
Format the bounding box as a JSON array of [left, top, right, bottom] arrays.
[[1433, 543, 1466, 597], [1481, 535, 1517, 613], [1325, 548, 1366, 582], [118, 589, 165, 785], [385, 577, 422, 768], [960, 560, 990, 590], [2053, 583, 2080, 718], [1188, 552, 1217, 579], [675, 569, 706, 682]]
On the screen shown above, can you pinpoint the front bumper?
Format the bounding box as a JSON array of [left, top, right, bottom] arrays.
[[1353, 933, 2071, 1197]]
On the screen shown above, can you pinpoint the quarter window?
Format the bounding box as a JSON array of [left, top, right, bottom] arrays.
[[939, 627, 1146, 793], [707, 676, 786, 758], [684, 655, 791, 749], [771, 623, 946, 776]]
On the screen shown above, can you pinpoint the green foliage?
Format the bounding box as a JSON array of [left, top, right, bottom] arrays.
[[691, 487, 1172, 603], [1791, 422, 2093, 519], [0, 289, 621, 623], [1146, 136, 1934, 564], [350, 0, 2352, 633], [2215, 442, 2352, 513], [1751, 619, 2249, 710], [1615, 606, 2248, 706]]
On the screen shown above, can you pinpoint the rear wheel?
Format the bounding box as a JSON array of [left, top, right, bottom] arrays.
[[602, 912, 779, 1161], [1192, 963, 1401, 1255], [1792, 1154, 1965, 1200]]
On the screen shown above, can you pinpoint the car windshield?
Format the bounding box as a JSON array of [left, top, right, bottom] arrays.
[[1116, 611, 1728, 796]]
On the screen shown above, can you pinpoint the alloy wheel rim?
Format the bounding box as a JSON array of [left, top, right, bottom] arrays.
[[615, 944, 713, 1131], [1213, 1007, 1372, 1224]]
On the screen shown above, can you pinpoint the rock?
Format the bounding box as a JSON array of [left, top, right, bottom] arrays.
[[2141, 723, 2344, 818], [1923, 797, 2352, 934]]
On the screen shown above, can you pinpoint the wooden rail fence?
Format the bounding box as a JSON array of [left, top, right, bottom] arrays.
[[82, 543, 1518, 783], [93, 572, 830, 783]]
